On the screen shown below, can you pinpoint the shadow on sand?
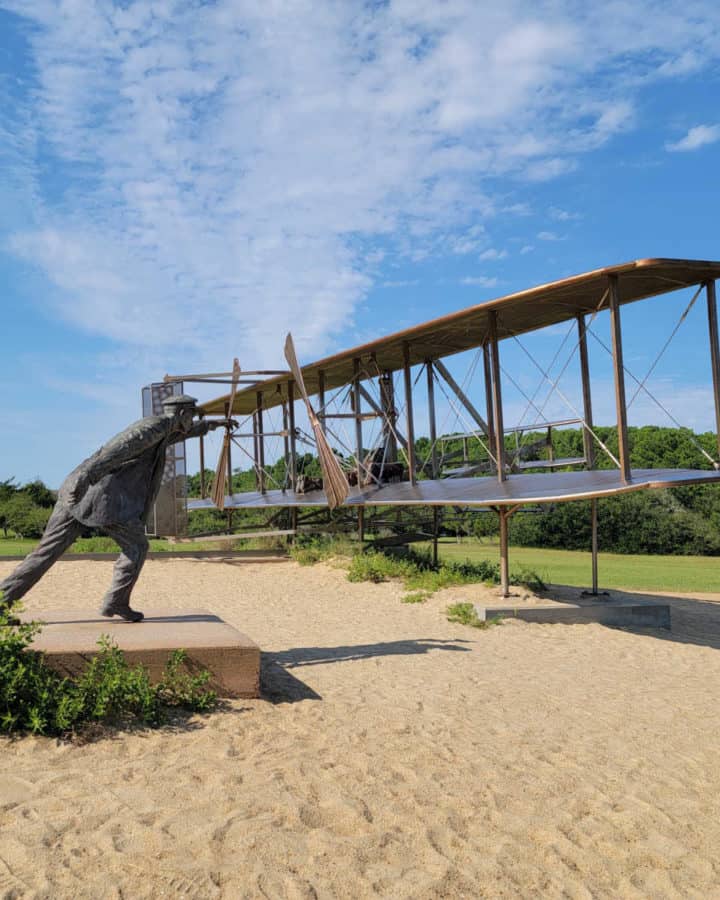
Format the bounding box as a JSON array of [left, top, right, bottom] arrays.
[[261, 637, 473, 703], [546, 584, 720, 651]]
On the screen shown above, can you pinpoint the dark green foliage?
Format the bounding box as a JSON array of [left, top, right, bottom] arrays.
[[0, 478, 17, 503], [22, 480, 56, 508], [0, 602, 217, 737]]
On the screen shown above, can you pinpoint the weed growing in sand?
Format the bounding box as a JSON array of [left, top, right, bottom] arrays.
[[401, 591, 431, 604], [0, 597, 217, 737], [289, 535, 356, 565], [446, 602, 503, 629]]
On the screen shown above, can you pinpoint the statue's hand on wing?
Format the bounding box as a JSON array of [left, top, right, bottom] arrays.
[[206, 418, 238, 432]]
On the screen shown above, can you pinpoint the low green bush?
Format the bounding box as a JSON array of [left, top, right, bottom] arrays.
[[401, 591, 430, 604], [289, 535, 355, 566], [346, 546, 545, 595], [0, 598, 217, 737]]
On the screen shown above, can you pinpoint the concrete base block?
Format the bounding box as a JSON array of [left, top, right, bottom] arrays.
[[21, 609, 260, 698], [475, 601, 671, 629]]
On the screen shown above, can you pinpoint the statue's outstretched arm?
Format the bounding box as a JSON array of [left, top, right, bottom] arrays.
[[177, 420, 212, 442], [169, 418, 236, 445]]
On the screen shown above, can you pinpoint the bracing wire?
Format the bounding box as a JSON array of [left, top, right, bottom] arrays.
[[511, 336, 622, 469], [420, 348, 486, 473], [432, 370, 498, 467], [627, 283, 704, 410], [587, 322, 717, 468]]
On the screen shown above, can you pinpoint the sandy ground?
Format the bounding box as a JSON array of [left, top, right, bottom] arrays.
[[2, 556, 720, 899]]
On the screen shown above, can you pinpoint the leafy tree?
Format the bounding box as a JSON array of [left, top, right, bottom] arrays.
[[0, 478, 17, 503], [1, 494, 51, 539], [21, 479, 56, 508]]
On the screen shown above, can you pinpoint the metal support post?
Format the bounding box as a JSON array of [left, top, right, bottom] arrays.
[[608, 274, 631, 483], [318, 370, 327, 435], [591, 498, 599, 595], [426, 361, 439, 478], [288, 381, 297, 492], [483, 344, 496, 473], [432, 507, 439, 567], [256, 392, 265, 493], [198, 415, 206, 498], [577, 314, 596, 469], [706, 281, 720, 460], [224, 401, 233, 531], [358, 506, 365, 544], [487, 312, 506, 482], [378, 373, 400, 459], [353, 358, 363, 482], [224, 402, 233, 495], [402, 342, 417, 484], [498, 507, 510, 597], [282, 401, 290, 492]]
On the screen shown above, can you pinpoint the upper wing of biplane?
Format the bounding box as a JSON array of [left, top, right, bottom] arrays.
[[200, 258, 720, 417]]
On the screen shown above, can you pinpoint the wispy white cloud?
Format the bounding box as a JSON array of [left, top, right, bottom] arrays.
[[666, 124, 720, 152], [520, 245, 535, 254], [537, 231, 564, 242], [2, 0, 720, 379], [549, 206, 580, 221], [479, 248, 508, 261], [382, 279, 419, 289], [461, 276, 498, 287]]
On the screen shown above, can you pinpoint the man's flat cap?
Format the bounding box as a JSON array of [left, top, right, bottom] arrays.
[[162, 393, 198, 411]]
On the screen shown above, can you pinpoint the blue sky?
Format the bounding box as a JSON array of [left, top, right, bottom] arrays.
[[1, 1, 719, 487]]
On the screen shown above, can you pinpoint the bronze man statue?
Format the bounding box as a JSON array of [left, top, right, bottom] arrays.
[[0, 395, 230, 622]]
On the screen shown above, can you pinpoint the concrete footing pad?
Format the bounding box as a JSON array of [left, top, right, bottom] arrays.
[[474, 597, 671, 629], [21, 609, 261, 698]]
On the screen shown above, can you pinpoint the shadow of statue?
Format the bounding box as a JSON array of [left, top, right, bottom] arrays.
[[260, 637, 472, 703]]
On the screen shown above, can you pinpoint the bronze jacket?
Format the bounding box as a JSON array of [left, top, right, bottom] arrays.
[[58, 416, 210, 527]]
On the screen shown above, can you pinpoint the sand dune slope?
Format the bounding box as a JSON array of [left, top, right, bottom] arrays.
[[1, 557, 720, 898]]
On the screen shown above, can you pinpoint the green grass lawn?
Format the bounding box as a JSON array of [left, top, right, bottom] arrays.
[[419, 538, 720, 594], [3, 533, 718, 594]]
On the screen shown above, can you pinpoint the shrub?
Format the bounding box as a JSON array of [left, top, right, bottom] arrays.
[[446, 602, 502, 629], [0, 599, 217, 737], [289, 535, 355, 566], [345, 546, 544, 595], [346, 551, 417, 583]]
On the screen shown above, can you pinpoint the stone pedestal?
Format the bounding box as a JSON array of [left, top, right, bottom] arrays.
[[21, 608, 261, 698]]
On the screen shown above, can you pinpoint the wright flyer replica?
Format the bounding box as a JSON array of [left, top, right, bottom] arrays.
[[168, 258, 720, 600]]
